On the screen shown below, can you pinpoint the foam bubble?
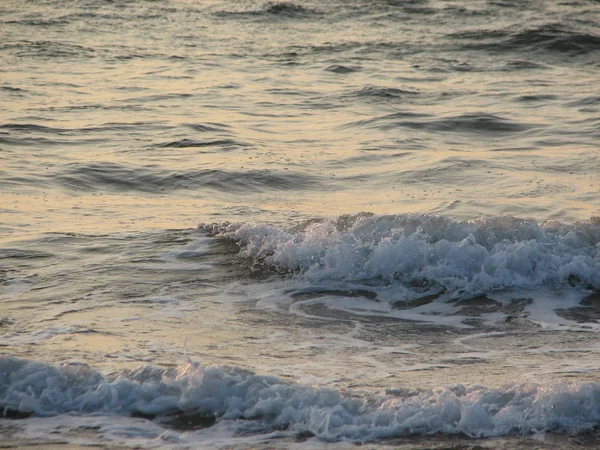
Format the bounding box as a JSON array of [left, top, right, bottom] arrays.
[[201, 214, 600, 296], [1, 356, 599, 442]]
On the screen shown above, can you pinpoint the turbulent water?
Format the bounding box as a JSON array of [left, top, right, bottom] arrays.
[[1, 0, 599, 448]]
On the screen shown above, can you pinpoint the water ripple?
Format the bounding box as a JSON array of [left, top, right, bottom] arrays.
[[44, 162, 323, 194], [347, 112, 539, 135], [155, 139, 247, 149]]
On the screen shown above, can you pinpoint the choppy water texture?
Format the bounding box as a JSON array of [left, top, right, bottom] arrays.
[[1, 0, 599, 448]]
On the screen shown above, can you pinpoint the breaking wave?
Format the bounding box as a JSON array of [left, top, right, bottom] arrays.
[[201, 214, 600, 297], [1, 356, 599, 441]]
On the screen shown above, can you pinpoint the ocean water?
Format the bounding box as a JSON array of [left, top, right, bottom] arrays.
[[1, 0, 599, 448]]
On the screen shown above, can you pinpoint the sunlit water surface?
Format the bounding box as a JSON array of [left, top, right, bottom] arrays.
[[1, 1, 599, 448]]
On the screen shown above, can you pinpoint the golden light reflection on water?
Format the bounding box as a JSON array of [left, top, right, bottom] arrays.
[[1, 5, 600, 449], [2, 154, 598, 245], [1, 0, 599, 243]]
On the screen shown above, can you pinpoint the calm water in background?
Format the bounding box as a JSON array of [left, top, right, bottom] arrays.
[[1, 1, 600, 448]]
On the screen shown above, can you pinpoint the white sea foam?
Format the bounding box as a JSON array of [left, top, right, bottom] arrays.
[[200, 214, 600, 296], [1, 356, 599, 443]]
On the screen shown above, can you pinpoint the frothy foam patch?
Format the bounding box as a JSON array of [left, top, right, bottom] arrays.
[[198, 214, 600, 328], [200, 214, 600, 295], [1, 356, 599, 442]]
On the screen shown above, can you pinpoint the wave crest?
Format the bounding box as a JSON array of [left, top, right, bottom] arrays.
[[1, 356, 599, 441], [201, 214, 600, 296]]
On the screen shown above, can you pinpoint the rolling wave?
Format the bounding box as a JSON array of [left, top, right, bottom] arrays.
[[1, 356, 599, 441], [214, 2, 319, 20], [345, 112, 536, 135], [201, 214, 600, 296], [452, 24, 600, 55]]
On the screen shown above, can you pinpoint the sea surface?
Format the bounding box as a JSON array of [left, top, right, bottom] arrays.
[[1, 0, 600, 448]]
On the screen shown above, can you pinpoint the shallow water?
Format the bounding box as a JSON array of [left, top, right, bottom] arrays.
[[1, 0, 599, 448]]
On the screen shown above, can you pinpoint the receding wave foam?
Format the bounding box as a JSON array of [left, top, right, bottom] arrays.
[[1, 356, 599, 442], [201, 214, 600, 296]]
